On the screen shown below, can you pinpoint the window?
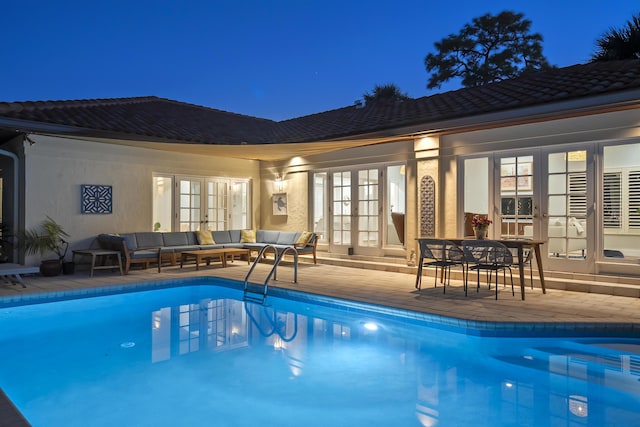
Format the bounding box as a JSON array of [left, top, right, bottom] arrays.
[[603, 168, 640, 232], [602, 143, 640, 259]]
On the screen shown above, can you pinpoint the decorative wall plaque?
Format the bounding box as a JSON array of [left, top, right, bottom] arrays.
[[81, 185, 112, 214]]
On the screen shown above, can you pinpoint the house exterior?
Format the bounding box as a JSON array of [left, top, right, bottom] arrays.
[[0, 60, 639, 279]]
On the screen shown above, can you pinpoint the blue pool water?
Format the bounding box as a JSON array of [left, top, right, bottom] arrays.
[[0, 281, 639, 426]]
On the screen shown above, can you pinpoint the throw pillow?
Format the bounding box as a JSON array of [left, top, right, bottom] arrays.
[[196, 230, 215, 245], [295, 231, 313, 248], [240, 229, 256, 243]]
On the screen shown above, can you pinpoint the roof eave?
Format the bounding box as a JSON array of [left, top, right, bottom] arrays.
[[324, 88, 640, 142]]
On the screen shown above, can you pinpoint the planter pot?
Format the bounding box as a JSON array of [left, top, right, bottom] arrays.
[[40, 259, 62, 276], [62, 261, 75, 275], [474, 227, 488, 240]]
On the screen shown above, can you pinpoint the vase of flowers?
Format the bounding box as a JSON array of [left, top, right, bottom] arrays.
[[471, 215, 492, 240]]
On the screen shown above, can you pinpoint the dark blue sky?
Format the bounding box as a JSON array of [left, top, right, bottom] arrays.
[[3, 1, 638, 121]]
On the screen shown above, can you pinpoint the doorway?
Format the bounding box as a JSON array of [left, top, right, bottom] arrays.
[[314, 165, 405, 256], [153, 175, 250, 232], [464, 147, 595, 273]]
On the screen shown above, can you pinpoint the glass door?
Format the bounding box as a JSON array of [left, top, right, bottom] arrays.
[[178, 177, 203, 231], [175, 177, 250, 232], [498, 155, 536, 239], [602, 143, 640, 262], [356, 169, 381, 255], [207, 179, 227, 231], [542, 148, 593, 273], [330, 171, 351, 253], [329, 168, 382, 255]]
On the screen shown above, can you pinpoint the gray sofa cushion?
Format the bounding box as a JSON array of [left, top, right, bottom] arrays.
[[165, 245, 202, 253], [135, 232, 164, 248], [162, 232, 189, 246], [129, 249, 161, 259], [198, 244, 226, 250], [212, 230, 232, 244], [228, 229, 241, 243], [276, 231, 299, 245], [222, 243, 245, 249], [258, 230, 280, 243], [243, 243, 269, 250], [120, 233, 138, 250], [97, 234, 129, 251]]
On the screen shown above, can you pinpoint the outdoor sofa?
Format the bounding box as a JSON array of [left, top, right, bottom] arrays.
[[97, 229, 317, 274]]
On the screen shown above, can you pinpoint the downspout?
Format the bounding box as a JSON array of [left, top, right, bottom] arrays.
[[0, 147, 19, 262]]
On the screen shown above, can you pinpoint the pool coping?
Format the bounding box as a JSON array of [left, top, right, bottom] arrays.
[[0, 277, 639, 338]]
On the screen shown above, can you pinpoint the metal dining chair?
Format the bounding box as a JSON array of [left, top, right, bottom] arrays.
[[415, 239, 466, 293], [462, 240, 514, 299]]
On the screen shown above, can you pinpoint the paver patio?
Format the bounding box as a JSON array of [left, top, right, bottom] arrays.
[[1, 260, 640, 327]]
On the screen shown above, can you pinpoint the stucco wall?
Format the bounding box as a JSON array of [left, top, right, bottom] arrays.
[[260, 171, 309, 231], [24, 135, 260, 264], [260, 140, 416, 256]]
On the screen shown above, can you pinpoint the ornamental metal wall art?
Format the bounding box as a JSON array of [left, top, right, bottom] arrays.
[[420, 175, 435, 237], [81, 185, 112, 214]]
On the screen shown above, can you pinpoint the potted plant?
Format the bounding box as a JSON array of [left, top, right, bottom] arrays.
[[0, 222, 13, 263], [22, 216, 70, 276]]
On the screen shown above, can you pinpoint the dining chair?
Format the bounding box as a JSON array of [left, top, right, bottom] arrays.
[[462, 240, 514, 299], [415, 239, 466, 293]]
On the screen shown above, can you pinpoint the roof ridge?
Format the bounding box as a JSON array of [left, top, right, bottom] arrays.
[[155, 97, 276, 123], [0, 96, 161, 114], [0, 96, 277, 124]]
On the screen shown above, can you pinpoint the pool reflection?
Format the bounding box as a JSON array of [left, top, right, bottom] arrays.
[[149, 296, 640, 426]]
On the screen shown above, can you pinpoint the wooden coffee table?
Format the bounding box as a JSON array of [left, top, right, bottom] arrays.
[[222, 248, 252, 265], [180, 248, 251, 270]]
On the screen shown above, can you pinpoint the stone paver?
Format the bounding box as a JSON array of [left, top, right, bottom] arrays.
[[1, 261, 640, 326]]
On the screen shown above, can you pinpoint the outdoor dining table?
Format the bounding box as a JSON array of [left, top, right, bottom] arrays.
[[422, 238, 546, 300]]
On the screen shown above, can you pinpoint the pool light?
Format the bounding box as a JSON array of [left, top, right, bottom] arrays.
[[363, 322, 379, 331]]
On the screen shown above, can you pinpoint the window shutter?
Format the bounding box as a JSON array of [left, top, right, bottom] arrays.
[[568, 172, 587, 217], [629, 170, 640, 230], [603, 172, 622, 229]]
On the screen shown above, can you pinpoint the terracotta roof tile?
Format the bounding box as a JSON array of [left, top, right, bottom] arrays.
[[1, 60, 640, 144]]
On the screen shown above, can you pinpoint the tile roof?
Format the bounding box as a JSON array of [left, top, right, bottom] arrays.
[[276, 60, 640, 142], [0, 97, 278, 145], [1, 60, 640, 145]]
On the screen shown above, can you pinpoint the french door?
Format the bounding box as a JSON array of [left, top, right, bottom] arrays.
[[174, 177, 249, 232], [541, 147, 593, 273], [494, 147, 594, 273], [329, 168, 382, 256]]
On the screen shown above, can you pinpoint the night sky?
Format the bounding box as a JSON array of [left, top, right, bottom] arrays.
[[3, 0, 638, 120]]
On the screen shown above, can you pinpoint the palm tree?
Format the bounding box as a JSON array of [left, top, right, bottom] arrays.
[[592, 13, 640, 61], [362, 84, 410, 106]]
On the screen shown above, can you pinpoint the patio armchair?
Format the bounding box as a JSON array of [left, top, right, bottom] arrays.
[[97, 234, 161, 274]]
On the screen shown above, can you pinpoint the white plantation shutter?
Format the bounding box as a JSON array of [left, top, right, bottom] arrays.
[[629, 170, 640, 230], [568, 172, 587, 217], [603, 172, 622, 229]]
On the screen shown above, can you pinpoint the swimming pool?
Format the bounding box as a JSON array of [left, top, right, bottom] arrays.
[[0, 279, 639, 426]]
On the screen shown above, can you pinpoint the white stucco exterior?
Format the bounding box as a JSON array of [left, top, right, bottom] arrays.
[[23, 135, 260, 264]]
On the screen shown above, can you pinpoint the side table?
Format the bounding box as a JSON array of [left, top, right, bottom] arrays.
[[72, 249, 123, 277]]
